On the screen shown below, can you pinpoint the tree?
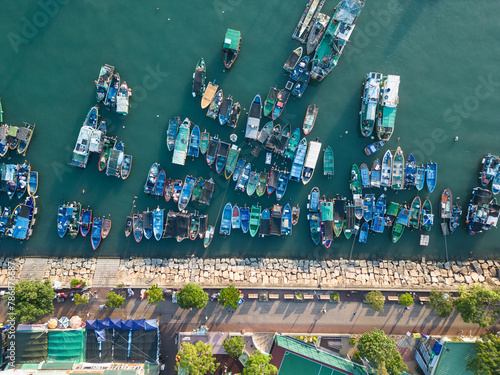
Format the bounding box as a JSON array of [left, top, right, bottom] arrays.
[[146, 284, 165, 306], [428, 290, 454, 318], [453, 284, 500, 327], [222, 336, 245, 358], [70, 278, 87, 288], [177, 283, 208, 310], [3, 279, 54, 324], [243, 351, 278, 375], [219, 285, 240, 309], [366, 291, 385, 312], [175, 341, 218, 375], [74, 293, 89, 306], [105, 291, 125, 308], [358, 329, 408, 375], [466, 333, 500, 375], [398, 293, 414, 307]]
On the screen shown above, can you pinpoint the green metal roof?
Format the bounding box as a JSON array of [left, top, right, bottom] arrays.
[[41, 361, 75, 370], [434, 342, 476, 375], [223, 29, 241, 50]]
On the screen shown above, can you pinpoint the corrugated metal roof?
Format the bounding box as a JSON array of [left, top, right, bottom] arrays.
[[433, 342, 476, 375]]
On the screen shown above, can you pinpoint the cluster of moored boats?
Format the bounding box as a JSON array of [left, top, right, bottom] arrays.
[[71, 105, 132, 178], [219, 202, 300, 238], [95, 64, 132, 115], [0, 122, 36, 158], [57, 201, 111, 250], [1, 162, 38, 200], [0, 194, 37, 240]]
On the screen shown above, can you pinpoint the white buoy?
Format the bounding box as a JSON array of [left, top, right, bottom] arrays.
[[454, 136, 459, 141]]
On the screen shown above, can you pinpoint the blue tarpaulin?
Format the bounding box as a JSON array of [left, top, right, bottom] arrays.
[[121, 319, 134, 330], [97, 318, 111, 330], [433, 341, 443, 355], [110, 318, 122, 329], [132, 319, 146, 330], [145, 319, 158, 331], [86, 319, 98, 330]]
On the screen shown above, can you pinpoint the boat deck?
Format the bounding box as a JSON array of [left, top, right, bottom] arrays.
[[292, 0, 326, 43]]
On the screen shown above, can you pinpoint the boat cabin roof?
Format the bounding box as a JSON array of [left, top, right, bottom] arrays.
[[381, 75, 400, 107], [16, 127, 31, 141], [334, 0, 363, 25], [223, 29, 241, 50]]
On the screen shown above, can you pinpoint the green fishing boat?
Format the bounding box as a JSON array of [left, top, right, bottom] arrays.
[[246, 171, 259, 196], [323, 146, 334, 178], [200, 130, 209, 154], [68, 201, 81, 239], [376, 75, 400, 142], [222, 29, 241, 69], [391, 146, 405, 190], [409, 196, 422, 229], [191, 177, 204, 202], [284, 128, 300, 159], [249, 204, 261, 237], [224, 144, 241, 179], [333, 198, 345, 237], [98, 137, 116, 172], [263, 86, 278, 118], [256, 170, 268, 197], [350, 164, 362, 195], [392, 212, 405, 243]]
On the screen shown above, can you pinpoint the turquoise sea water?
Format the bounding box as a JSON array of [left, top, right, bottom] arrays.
[[1, 0, 500, 261]]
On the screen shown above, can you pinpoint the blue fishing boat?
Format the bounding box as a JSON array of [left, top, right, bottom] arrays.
[[153, 206, 164, 241], [371, 194, 386, 233], [259, 208, 271, 237], [282, 204, 292, 237], [215, 141, 230, 174], [275, 170, 289, 201], [291, 71, 310, 98], [363, 194, 374, 222], [235, 163, 251, 192], [364, 140, 385, 156], [272, 90, 289, 121], [143, 210, 153, 240], [245, 94, 262, 140], [166, 116, 181, 152], [95, 64, 114, 102], [415, 165, 426, 191], [80, 207, 92, 237], [426, 162, 437, 193], [290, 56, 310, 81], [206, 136, 220, 166], [240, 205, 250, 233], [133, 213, 143, 243], [267, 167, 279, 195], [405, 154, 417, 188], [189, 213, 200, 240], [178, 175, 197, 211], [16, 162, 30, 199], [220, 202, 232, 236], [57, 203, 72, 238], [308, 186, 320, 212], [358, 222, 369, 243], [84, 105, 99, 128], [91, 217, 102, 250], [360, 163, 370, 188], [218, 96, 233, 125], [232, 158, 246, 182], [104, 73, 120, 109], [370, 159, 381, 188], [290, 138, 307, 181], [0, 207, 11, 236], [232, 205, 240, 229], [307, 212, 321, 245], [492, 172, 500, 195], [144, 162, 160, 195], [154, 170, 166, 197], [187, 125, 200, 158]]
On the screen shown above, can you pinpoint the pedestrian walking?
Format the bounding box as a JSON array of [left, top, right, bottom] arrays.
[[321, 308, 327, 314]]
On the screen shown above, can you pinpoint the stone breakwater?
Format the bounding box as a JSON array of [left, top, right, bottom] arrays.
[[1, 257, 499, 290]]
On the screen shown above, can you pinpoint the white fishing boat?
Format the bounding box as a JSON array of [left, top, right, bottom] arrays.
[[301, 140, 322, 184]]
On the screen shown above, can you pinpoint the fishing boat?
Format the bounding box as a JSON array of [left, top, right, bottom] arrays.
[[228, 102, 241, 128], [321, 146, 335, 178], [290, 205, 300, 226], [358, 222, 369, 243], [67, 202, 81, 239], [133, 213, 143, 243], [27, 171, 38, 196], [96, 64, 114, 102], [80, 207, 92, 237], [178, 175, 196, 211], [91, 217, 103, 250], [187, 125, 200, 158], [191, 177, 204, 203], [360, 163, 370, 188], [154, 170, 166, 196], [333, 198, 345, 237], [164, 179, 175, 202], [199, 130, 210, 155], [344, 203, 356, 239], [57, 203, 71, 238], [215, 141, 230, 174], [16, 162, 30, 199], [218, 96, 233, 125], [376, 75, 400, 141], [144, 162, 160, 195], [275, 170, 289, 201], [104, 72, 120, 109], [392, 205, 405, 243], [207, 89, 223, 119], [276, 124, 291, 155], [350, 164, 362, 195], [222, 29, 241, 68], [6, 126, 19, 150], [142, 210, 153, 240], [232, 158, 246, 182], [198, 215, 207, 239], [492, 172, 500, 195], [166, 116, 181, 152], [364, 140, 384, 156], [256, 170, 268, 197], [172, 118, 191, 166], [71, 125, 93, 169], [206, 136, 220, 166], [303, 105, 318, 135], [306, 13, 330, 54], [0, 124, 9, 157], [385, 201, 399, 227], [120, 155, 132, 179], [363, 194, 375, 222], [409, 196, 422, 229], [246, 171, 258, 196], [440, 189, 452, 219], [415, 165, 426, 191], [124, 215, 133, 237], [105, 141, 125, 178], [380, 150, 392, 188], [450, 204, 462, 233], [360, 72, 382, 137], [265, 123, 281, 152], [83, 105, 99, 128], [404, 154, 416, 188], [203, 225, 215, 248], [319, 200, 334, 246], [0, 207, 11, 237], [116, 81, 132, 115], [6, 179, 16, 201], [284, 128, 300, 159], [310, 0, 365, 81], [270, 204, 283, 236], [231, 205, 241, 229], [290, 138, 307, 182], [96, 136, 115, 171], [198, 178, 215, 206], [426, 162, 437, 193], [192, 58, 206, 97], [272, 90, 289, 121], [189, 213, 200, 240], [101, 217, 112, 239], [238, 205, 250, 234], [172, 180, 183, 203], [308, 187, 320, 212], [248, 204, 261, 237], [466, 187, 500, 235], [245, 94, 262, 140], [480, 154, 500, 187], [201, 81, 218, 109], [290, 56, 310, 81], [282, 204, 292, 237], [220, 202, 232, 236], [302, 140, 322, 184], [235, 163, 251, 192], [421, 199, 433, 231], [371, 194, 386, 233], [224, 145, 240, 179], [283, 46, 303, 72], [257, 121, 273, 144], [263, 87, 278, 117], [391, 146, 405, 190], [307, 212, 321, 245], [267, 167, 279, 195], [293, 0, 322, 41], [17, 122, 35, 155]]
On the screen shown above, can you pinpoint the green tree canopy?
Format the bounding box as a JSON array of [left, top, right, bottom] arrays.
[[146, 284, 165, 306], [222, 336, 245, 358], [428, 290, 454, 318], [366, 291, 385, 312], [219, 285, 241, 309], [3, 279, 54, 324], [242, 351, 278, 375], [398, 293, 414, 307], [105, 291, 125, 308], [466, 333, 500, 375], [74, 293, 89, 306], [70, 278, 87, 288], [453, 284, 500, 327], [176, 341, 218, 375], [177, 283, 208, 310], [358, 329, 408, 375]]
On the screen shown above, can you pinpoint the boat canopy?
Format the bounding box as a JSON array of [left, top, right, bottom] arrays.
[[106, 148, 124, 177], [304, 140, 322, 168], [259, 217, 270, 236], [89, 129, 103, 153], [320, 202, 333, 221], [7, 126, 18, 137], [223, 29, 241, 51], [116, 95, 128, 115], [486, 204, 500, 227], [0, 125, 8, 138], [73, 126, 93, 155], [164, 212, 190, 238], [16, 127, 31, 141], [472, 188, 492, 207], [334, 199, 345, 221], [193, 68, 203, 92], [245, 118, 259, 140], [334, 0, 363, 25], [200, 180, 215, 205], [381, 75, 400, 107]]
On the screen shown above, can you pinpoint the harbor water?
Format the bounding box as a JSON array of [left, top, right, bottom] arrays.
[[1, 0, 499, 261]]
